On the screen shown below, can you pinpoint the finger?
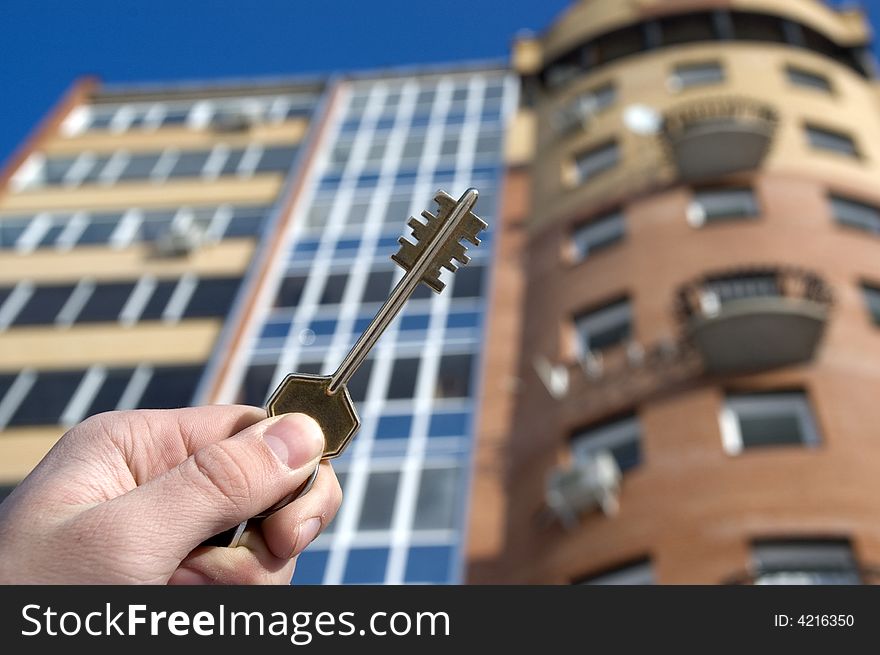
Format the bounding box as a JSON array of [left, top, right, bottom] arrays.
[[168, 530, 296, 585], [99, 412, 325, 559], [260, 461, 343, 560]]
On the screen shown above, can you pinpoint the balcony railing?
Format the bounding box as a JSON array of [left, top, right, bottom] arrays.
[[661, 96, 779, 181], [676, 266, 833, 374]]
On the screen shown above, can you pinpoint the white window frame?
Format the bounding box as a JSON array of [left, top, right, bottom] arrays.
[[719, 392, 820, 455]]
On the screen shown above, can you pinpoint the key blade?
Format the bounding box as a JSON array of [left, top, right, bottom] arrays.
[[392, 188, 486, 292]]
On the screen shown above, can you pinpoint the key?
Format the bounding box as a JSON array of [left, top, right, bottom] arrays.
[[206, 188, 486, 547]]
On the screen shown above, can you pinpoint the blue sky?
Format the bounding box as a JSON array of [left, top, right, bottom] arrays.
[[0, 1, 875, 167]]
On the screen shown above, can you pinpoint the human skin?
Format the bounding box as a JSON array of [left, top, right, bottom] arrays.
[[0, 406, 341, 584]]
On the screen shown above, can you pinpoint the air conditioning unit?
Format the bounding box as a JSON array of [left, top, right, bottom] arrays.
[[212, 111, 255, 133], [154, 221, 210, 257], [546, 451, 621, 528]]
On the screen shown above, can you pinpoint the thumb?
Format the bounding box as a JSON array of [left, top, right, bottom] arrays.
[[107, 413, 324, 557]]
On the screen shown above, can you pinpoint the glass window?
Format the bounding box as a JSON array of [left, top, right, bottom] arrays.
[[77, 212, 121, 245], [404, 546, 454, 584], [219, 149, 246, 176], [576, 559, 655, 585], [573, 141, 619, 184], [435, 354, 473, 399], [672, 61, 725, 89], [428, 412, 469, 438], [446, 311, 480, 330], [720, 391, 821, 453], [117, 153, 161, 181], [831, 195, 880, 234], [752, 540, 860, 585], [400, 314, 430, 331], [594, 24, 644, 65], [168, 151, 209, 178], [572, 211, 625, 260], [575, 298, 632, 354], [255, 145, 298, 173], [806, 125, 859, 158], [0, 216, 30, 248], [223, 205, 267, 238], [13, 284, 74, 325], [238, 363, 276, 406], [138, 279, 178, 320], [786, 66, 833, 93], [732, 12, 786, 43], [76, 282, 135, 323], [413, 467, 461, 531], [346, 359, 373, 403], [343, 548, 389, 584], [43, 156, 79, 185], [571, 414, 642, 472], [362, 270, 394, 303], [78, 155, 111, 185], [357, 471, 399, 530], [688, 188, 758, 226], [375, 414, 412, 440], [305, 202, 332, 230], [274, 275, 308, 308], [9, 370, 84, 426], [182, 277, 240, 318], [660, 13, 717, 45], [451, 265, 484, 298], [136, 365, 202, 409], [319, 274, 348, 305], [387, 357, 420, 399], [0, 373, 17, 405], [861, 284, 880, 325], [85, 367, 136, 417], [292, 549, 329, 585]]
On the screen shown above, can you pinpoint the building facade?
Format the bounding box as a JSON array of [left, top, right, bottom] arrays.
[[467, 0, 880, 584], [0, 66, 518, 585]]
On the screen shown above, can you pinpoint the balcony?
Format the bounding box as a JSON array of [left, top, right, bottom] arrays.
[[661, 97, 779, 181], [676, 266, 833, 374]]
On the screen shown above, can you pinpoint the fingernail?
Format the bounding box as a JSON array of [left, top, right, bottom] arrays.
[[294, 517, 323, 555], [169, 567, 214, 585], [264, 414, 324, 469]]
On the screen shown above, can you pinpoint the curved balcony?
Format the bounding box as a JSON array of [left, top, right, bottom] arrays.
[[661, 97, 779, 181], [676, 266, 833, 374]]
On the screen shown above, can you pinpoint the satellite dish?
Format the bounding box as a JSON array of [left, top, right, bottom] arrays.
[[623, 104, 662, 135]]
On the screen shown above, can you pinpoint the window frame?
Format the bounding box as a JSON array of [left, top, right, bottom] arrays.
[[719, 391, 821, 454], [571, 209, 626, 261]]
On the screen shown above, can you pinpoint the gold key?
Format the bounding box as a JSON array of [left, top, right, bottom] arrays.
[[213, 188, 486, 547]]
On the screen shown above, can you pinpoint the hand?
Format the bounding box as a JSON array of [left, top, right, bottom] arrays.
[[0, 406, 342, 584]]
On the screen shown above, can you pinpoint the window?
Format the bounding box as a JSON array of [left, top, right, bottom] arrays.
[[720, 391, 821, 454], [594, 24, 644, 65], [138, 280, 179, 320], [343, 548, 388, 584], [405, 546, 454, 584], [8, 370, 84, 426], [362, 270, 394, 303], [435, 354, 473, 399], [861, 284, 880, 325], [346, 359, 373, 403], [688, 188, 759, 227], [575, 558, 655, 585], [76, 282, 135, 323], [319, 273, 348, 305], [12, 284, 74, 326], [292, 550, 329, 585], [571, 414, 642, 472], [558, 83, 617, 133], [575, 298, 632, 354], [752, 540, 860, 585], [670, 61, 725, 90], [182, 277, 240, 318], [572, 211, 625, 260], [573, 141, 619, 184], [255, 145, 298, 173], [84, 367, 136, 417], [136, 365, 202, 409], [428, 412, 469, 438], [168, 151, 209, 178], [786, 66, 832, 93], [357, 471, 399, 530], [831, 195, 880, 234], [451, 265, 484, 298], [387, 358, 420, 400], [413, 467, 462, 530], [805, 124, 859, 158], [702, 274, 780, 309], [238, 363, 276, 406], [660, 13, 717, 45], [731, 12, 786, 43], [274, 275, 308, 308], [375, 414, 412, 440], [117, 154, 162, 181]]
